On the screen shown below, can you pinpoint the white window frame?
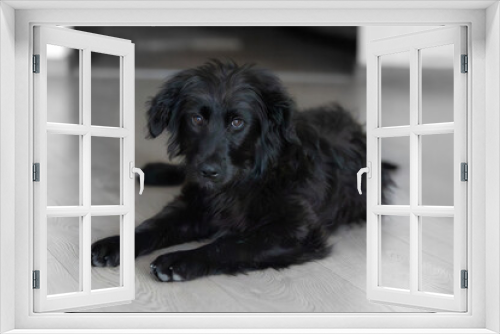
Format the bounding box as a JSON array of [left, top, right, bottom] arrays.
[[33, 26, 136, 312], [0, 1, 499, 333], [366, 26, 468, 312]]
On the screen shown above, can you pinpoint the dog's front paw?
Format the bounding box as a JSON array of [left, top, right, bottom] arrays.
[[91, 236, 120, 267], [150, 251, 208, 282]]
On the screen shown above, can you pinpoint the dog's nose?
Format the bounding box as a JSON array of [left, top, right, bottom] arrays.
[[200, 164, 220, 179]]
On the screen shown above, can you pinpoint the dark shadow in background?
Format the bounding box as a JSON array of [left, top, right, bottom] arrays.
[[76, 27, 357, 74]]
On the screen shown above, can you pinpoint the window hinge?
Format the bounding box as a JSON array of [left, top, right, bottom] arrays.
[[33, 270, 40, 289], [33, 163, 40, 182], [461, 54, 468, 73], [461, 162, 468, 181], [33, 54, 40, 73], [461, 270, 468, 289]]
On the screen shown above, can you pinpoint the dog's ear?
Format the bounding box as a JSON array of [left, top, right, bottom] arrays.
[[146, 94, 169, 139], [263, 85, 297, 145], [252, 69, 300, 175], [146, 73, 187, 139], [146, 71, 194, 159]]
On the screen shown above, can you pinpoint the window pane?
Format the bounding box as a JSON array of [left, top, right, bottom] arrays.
[[91, 52, 121, 127], [420, 217, 454, 295], [380, 215, 410, 290], [421, 44, 454, 124], [91, 137, 121, 205], [380, 51, 410, 127], [47, 134, 80, 206], [47, 217, 81, 295], [381, 137, 409, 205], [91, 216, 121, 290], [421, 134, 454, 206], [47, 45, 80, 124]]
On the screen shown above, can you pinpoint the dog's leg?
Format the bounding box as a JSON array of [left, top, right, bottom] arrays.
[[91, 203, 213, 267], [150, 230, 330, 282], [142, 162, 186, 186]]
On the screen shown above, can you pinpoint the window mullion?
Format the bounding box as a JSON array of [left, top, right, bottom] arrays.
[[82, 48, 92, 294], [409, 47, 420, 294]]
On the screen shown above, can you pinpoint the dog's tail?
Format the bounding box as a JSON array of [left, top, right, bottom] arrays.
[[381, 161, 398, 172], [381, 161, 398, 204], [142, 163, 186, 186]]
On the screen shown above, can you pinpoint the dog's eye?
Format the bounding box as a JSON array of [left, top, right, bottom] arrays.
[[231, 119, 244, 129], [191, 114, 204, 126]]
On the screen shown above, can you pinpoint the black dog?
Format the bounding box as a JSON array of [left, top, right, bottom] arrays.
[[91, 60, 394, 282]]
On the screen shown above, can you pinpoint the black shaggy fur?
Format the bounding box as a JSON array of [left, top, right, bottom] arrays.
[[91, 60, 395, 282]]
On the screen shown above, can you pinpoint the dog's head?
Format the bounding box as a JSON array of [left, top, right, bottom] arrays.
[[147, 60, 299, 190]]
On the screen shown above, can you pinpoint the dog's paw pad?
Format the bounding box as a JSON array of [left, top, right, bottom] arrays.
[[151, 263, 186, 282], [155, 270, 172, 282], [150, 253, 205, 282], [172, 271, 184, 282]]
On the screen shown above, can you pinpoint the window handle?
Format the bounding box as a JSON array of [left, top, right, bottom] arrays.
[[129, 162, 144, 195], [357, 162, 371, 195]]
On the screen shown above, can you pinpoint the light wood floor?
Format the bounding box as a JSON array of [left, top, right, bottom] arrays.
[[46, 54, 454, 312]]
